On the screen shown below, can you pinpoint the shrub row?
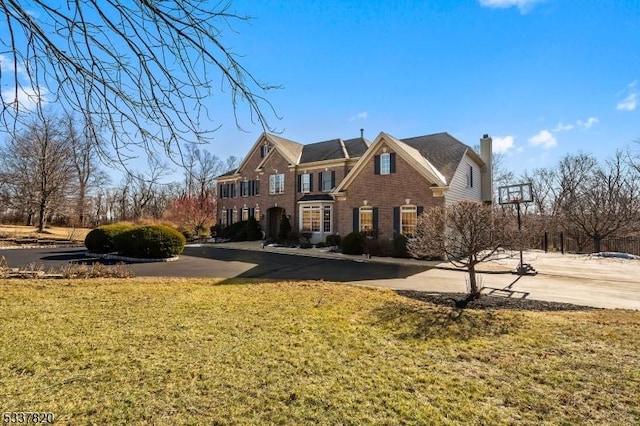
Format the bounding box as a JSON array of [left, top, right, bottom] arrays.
[[85, 224, 185, 258]]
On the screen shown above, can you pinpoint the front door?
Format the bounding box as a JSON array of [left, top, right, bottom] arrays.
[[266, 207, 284, 239]]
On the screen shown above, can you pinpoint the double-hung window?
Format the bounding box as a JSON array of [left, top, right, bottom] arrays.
[[359, 206, 373, 233], [401, 205, 417, 238], [241, 181, 249, 197], [301, 173, 311, 193], [380, 153, 391, 175], [321, 171, 334, 192], [269, 174, 285, 194]]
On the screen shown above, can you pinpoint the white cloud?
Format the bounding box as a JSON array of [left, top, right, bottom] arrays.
[[577, 117, 599, 129], [528, 130, 556, 148], [478, 0, 542, 12], [492, 135, 515, 153], [617, 94, 637, 111], [349, 111, 368, 121], [552, 122, 574, 132], [0, 54, 24, 75], [616, 81, 638, 111], [1, 86, 48, 112]]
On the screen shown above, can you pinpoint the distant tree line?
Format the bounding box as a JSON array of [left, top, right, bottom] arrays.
[[515, 150, 640, 252], [0, 113, 236, 234]]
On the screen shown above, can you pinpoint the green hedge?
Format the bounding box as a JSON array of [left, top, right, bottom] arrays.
[[342, 232, 365, 255], [114, 225, 186, 259], [84, 224, 133, 253]]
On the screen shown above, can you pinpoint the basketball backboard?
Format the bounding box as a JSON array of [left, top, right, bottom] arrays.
[[498, 183, 533, 205]]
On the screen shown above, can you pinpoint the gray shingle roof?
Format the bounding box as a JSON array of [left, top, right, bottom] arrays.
[[400, 132, 476, 184], [343, 137, 370, 157], [218, 168, 238, 177], [298, 194, 334, 202], [299, 137, 370, 163], [300, 139, 345, 163]]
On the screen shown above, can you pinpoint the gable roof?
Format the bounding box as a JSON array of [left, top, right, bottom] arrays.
[[336, 131, 481, 193], [400, 132, 482, 184], [267, 134, 304, 165], [231, 133, 303, 176]]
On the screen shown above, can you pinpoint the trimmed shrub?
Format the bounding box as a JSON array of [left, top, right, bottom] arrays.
[[210, 224, 224, 238], [342, 232, 365, 255], [181, 229, 194, 240], [393, 234, 409, 258], [84, 223, 133, 253], [245, 216, 262, 241], [114, 225, 186, 258], [325, 234, 342, 247], [278, 215, 292, 241]]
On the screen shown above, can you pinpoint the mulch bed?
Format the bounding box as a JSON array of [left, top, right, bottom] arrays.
[[396, 290, 597, 311]]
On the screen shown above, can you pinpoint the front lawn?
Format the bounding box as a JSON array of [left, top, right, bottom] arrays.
[[1, 279, 638, 425]]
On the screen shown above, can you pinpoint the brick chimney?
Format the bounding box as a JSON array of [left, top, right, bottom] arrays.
[[480, 134, 493, 204]]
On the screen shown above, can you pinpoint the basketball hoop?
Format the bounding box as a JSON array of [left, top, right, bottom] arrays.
[[498, 183, 537, 276]]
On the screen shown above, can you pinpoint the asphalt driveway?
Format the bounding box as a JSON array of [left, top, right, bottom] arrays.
[[0, 245, 430, 282]]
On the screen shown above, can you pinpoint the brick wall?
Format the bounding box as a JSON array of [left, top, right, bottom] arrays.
[[336, 143, 444, 239]]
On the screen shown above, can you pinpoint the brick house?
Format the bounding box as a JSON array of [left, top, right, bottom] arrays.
[[216, 131, 493, 243]]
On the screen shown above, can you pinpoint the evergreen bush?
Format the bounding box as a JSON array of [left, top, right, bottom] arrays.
[[84, 223, 133, 253], [114, 225, 186, 258], [341, 232, 365, 255]]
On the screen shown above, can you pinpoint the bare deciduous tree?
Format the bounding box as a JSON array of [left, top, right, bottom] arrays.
[[0, 1, 278, 165], [408, 201, 516, 298], [557, 151, 640, 252], [0, 114, 74, 231]]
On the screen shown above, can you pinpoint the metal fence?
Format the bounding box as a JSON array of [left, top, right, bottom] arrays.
[[537, 232, 640, 256]]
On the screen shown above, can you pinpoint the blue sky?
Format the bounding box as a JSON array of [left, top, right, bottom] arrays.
[[205, 0, 640, 175], [1, 0, 638, 180]]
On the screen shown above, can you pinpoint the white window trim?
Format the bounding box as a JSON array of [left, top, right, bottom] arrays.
[[380, 153, 391, 175], [301, 173, 311, 193], [400, 205, 417, 237], [269, 174, 285, 195], [359, 206, 373, 232]]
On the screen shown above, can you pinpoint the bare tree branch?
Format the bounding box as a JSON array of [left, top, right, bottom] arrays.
[[0, 0, 280, 167]]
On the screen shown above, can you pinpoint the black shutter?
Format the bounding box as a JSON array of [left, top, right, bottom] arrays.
[[374, 155, 380, 175], [255, 180, 260, 195], [250, 208, 255, 218], [309, 174, 313, 192], [297, 174, 302, 192], [319, 172, 323, 191], [331, 171, 336, 189], [417, 206, 424, 216], [393, 207, 400, 235], [219, 184, 223, 198], [352, 208, 359, 232], [390, 153, 396, 173], [373, 207, 379, 231]]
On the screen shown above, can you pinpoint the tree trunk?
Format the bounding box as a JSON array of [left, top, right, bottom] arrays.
[[468, 264, 479, 295], [38, 203, 47, 233], [593, 233, 601, 253]]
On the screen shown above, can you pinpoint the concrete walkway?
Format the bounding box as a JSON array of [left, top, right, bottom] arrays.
[[214, 242, 640, 310]]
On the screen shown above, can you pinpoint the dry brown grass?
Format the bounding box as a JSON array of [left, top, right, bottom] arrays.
[[0, 224, 90, 242], [1, 279, 639, 425]]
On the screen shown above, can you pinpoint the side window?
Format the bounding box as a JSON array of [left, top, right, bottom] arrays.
[[400, 205, 417, 238], [380, 153, 391, 175], [359, 206, 373, 233]]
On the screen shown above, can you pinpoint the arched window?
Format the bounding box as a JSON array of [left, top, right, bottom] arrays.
[[400, 205, 417, 238]]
